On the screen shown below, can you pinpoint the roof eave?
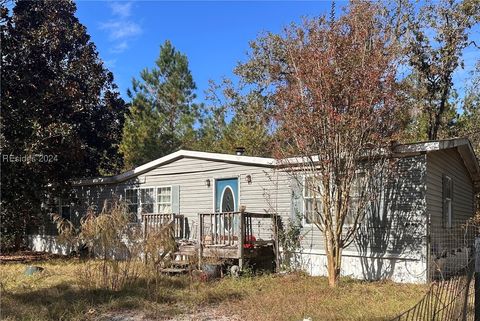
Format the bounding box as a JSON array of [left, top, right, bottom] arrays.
[[394, 138, 479, 192], [73, 150, 276, 186]]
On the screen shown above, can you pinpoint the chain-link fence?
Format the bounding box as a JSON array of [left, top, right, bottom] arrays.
[[391, 221, 478, 321], [429, 223, 477, 280]]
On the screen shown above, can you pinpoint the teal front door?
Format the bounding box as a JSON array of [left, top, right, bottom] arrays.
[[215, 178, 239, 212]]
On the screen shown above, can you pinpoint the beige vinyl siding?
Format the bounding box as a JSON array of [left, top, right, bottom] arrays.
[[71, 157, 292, 240], [426, 148, 475, 263], [295, 155, 428, 260], [427, 148, 475, 229]]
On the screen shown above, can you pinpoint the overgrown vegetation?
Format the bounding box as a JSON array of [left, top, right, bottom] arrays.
[[278, 214, 303, 272], [52, 199, 176, 291], [0, 259, 427, 321]]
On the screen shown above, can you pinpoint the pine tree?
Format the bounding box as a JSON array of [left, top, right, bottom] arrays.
[[120, 41, 199, 168], [193, 80, 273, 156]]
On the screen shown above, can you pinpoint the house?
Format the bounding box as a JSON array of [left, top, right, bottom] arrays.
[[29, 138, 480, 283]]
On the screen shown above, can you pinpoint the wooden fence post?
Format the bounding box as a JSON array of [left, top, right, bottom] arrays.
[[475, 238, 480, 321]]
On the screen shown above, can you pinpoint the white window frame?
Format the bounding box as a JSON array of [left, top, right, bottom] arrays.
[[346, 172, 365, 226], [156, 185, 173, 214], [138, 187, 156, 215], [302, 173, 364, 227], [125, 188, 139, 217], [303, 175, 322, 226], [124, 186, 174, 218]]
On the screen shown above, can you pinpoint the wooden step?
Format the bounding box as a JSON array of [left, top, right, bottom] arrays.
[[171, 260, 190, 267], [159, 267, 188, 275], [174, 249, 196, 256], [178, 244, 196, 250], [173, 250, 195, 256]]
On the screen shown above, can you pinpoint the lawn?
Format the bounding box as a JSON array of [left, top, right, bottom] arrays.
[[0, 257, 427, 321]]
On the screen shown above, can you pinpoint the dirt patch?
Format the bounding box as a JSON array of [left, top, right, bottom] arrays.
[[163, 307, 241, 321], [0, 251, 66, 263], [99, 306, 241, 321], [98, 310, 146, 321]]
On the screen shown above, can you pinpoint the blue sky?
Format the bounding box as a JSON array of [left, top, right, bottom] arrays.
[[75, 1, 479, 104], [76, 1, 335, 102]]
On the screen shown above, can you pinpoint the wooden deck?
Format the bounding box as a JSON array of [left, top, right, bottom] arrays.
[[142, 211, 279, 271], [198, 211, 278, 269]]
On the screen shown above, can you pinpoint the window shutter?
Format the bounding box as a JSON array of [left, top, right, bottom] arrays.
[[442, 174, 447, 228], [172, 185, 180, 214], [291, 177, 303, 225], [441, 175, 453, 228], [450, 180, 454, 225]]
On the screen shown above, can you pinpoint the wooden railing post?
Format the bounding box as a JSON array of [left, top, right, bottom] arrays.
[[238, 210, 245, 270], [228, 212, 231, 245]]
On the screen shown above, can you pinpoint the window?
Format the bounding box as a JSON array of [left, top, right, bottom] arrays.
[[157, 187, 172, 214], [443, 175, 453, 228], [140, 188, 155, 214], [303, 174, 364, 226], [126, 186, 174, 218], [125, 189, 138, 215], [60, 203, 71, 221], [303, 176, 322, 225], [347, 173, 365, 225], [52, 198, 71, 221]]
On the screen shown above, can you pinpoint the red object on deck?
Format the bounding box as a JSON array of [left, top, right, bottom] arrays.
[[243, 235, 256, 249]]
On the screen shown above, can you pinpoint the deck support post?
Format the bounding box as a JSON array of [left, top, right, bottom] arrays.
[[273, 214, 280, 273], [238, 209, 245, 270], [198, 213, 203, 269]]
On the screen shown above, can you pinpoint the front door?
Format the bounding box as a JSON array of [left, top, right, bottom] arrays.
[[215, 178, 239, 212]]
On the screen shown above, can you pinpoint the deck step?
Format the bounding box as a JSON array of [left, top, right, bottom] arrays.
[[173, 250, 196, 256], [159, 267, 188, 274], [171, 260, 190, 267]]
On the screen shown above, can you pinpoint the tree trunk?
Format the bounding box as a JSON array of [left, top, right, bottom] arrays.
[[326, 235, 342, 287], [428, 80, 451, 141]]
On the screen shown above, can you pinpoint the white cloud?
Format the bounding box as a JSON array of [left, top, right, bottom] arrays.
[[100, 1, 142, 54], [111, 41, 129, 54], [109, 2, 133, 18], [100, 20, 142, 40]]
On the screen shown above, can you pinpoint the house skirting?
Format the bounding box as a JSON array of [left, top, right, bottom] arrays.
[[296, 251, 427, 284], [28, 235, 72, 255], [29, 234, 428, 283]]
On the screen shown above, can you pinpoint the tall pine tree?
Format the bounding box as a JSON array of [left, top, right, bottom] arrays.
[[192, 80, 273, 156], [120, 41, 199, 168]]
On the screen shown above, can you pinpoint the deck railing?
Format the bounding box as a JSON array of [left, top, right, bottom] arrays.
[[198, 211, 278, 268], [142, 213, 185, 239]]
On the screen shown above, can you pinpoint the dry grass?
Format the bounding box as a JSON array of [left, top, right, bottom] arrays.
[[0, 259, 427, 321]]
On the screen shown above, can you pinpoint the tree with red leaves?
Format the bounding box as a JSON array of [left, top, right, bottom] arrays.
[[239, 1, 404, 286]]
